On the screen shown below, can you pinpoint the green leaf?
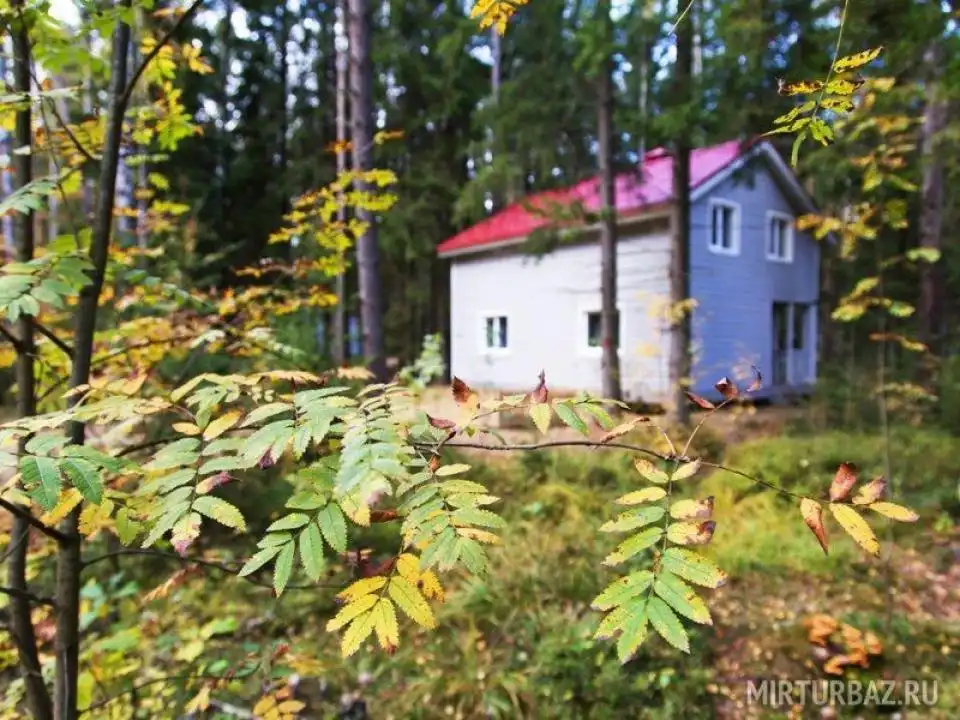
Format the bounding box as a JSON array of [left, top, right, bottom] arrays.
[[20, 455, 63, 510], [316, 503, 348, 552], [552, 402, 589, 436], [646, 596, 690, 653], [387, 576, 436, 629], [591, 570, 654, 611], [434, 463, 470, 477], [299, 523, 326, 581], [419, 526, 458, 571], [60, 458, 103, 504], [455, 537, 488, 576], [273, 542, 296, 596], [661, 548, 727, 588], [238, 545, 282, 577], [450, 507, 505, 529], [141, 502, 190, 548], [340, 609, 376, 658], [615, 487, 667, 506], [240, 402, 293, 428], [671, 458, 702, 482], [602, 527, 664, 566], [577, 402, 615, 429], [266, 513, 310, 532], [906, 247, 940, 264], [653, 572, 712, 625], [616, 604, 651, 663], [193, 496, 246, 531], [599, 506, 665, 533]]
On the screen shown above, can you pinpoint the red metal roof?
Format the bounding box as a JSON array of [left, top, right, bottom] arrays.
[[437, 138, 753, 256]]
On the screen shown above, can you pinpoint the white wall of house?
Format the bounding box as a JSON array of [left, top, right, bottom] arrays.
[[448, 226, 674, 402]]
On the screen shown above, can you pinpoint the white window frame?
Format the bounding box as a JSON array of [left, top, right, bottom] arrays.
[[707, 198, 741, 256], [580, 305, 623, 357], [479, 313, 510, 354], [766, 210, 795, 263]]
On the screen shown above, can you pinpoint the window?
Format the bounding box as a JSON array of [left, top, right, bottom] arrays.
[[766, 212, 794, 262], [709, 200, 740, 255], [792, 304, 808, 350], [586, 310, 620, 350], [484, 315, 508, 350]]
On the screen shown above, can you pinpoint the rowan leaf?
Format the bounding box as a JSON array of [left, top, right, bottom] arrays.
[[634, 458, 669, 485], [238, 545, 282, 577], [273, 542, 295, 596], [832, 46, 884, 73], [828, 503, 879, 556], [371, 597, 400, 650], [172, 422, 201, 436], [669, 497, 714, 521], [599, 506, 665, 533], [60, 458, 103, 504], [299, 523, 326, 581], [867, 501, 918, 522], [616, 605, 651, 663], [203, 410, 242, 440], [266, 513, 310, 532], [340, 609, 376, 658], [594, 602, 633, 641], [671, 458, 702, 482], [193, 496, 246, 531], [615, 487, 667, 506], [552, 402, 589, 436], [646, 596, 690, 653], [450, 507, 505, 529], [326, 594, 378, 632], [602, 527, 664, 566], [434, 463, 470, 477], [666, 520, 716, 546], [777, 78, 825, 96], [852, 477, 886, 505], [800, 498, 829, 555], [338, 576, 388, 603], [661, 548, 727, 588], [316, 503, 348, 552], [591, 570, 654, 611], [829, 462, 858, 502], [387, 576, 436, 629], [654, 572, 712, 625], [20, 455, 63, 511]]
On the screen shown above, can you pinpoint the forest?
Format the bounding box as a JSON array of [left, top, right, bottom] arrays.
[[0, 0, 957, 717]]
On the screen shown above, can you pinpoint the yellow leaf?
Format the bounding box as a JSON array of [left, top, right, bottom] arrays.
[[39, 488, 82, 526], [326, 594, 379, 632], [341, 609, 376, 657], [528, 402, 552, 434], [867, 502, 918, 522], [253, 695, 277, 715], [832, 46, 884, 74], [202, 410, 242, 440], [455, 527, 501, 544], [172, 422, 201, 436], [419, 570, 445, 602], [184, 686, 211, 713], [371, 597, 400, 649], [828, 504, 879, 556], [634, 458, 669, 485], [395, 553, 420, 582], [800, 498, 829, 555], [336, 576, 387, 603], [388, 576, 436, 629], [615, 487, 667, 506], [277, 700, 307, 713]]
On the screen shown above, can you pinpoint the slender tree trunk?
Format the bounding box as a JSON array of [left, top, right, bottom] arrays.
[[1, 44, 16, 260], [347, 0, 386, 380], [8, 6, 54, 717], [332, 0, 348, 365], [597, 1, 622, 401], [918, 40, 945, 361], [670, 2, 693, 424], [55, 8, 131, 717]]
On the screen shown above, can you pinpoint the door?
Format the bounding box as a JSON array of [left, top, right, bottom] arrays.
[[772, 302, 789, 386]]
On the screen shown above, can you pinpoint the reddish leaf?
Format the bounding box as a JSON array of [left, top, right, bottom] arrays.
[[714, 377, 739, 400], [426, 414, 456, 430], [800, 498, 829, 555], [428, 455, 441, 473], [852, 476, 886, 505], [829, 462, 858, 502], [531, 369, 548, 404], [451, 377, 474, 405], [369, 509, 399, 523], [685, 391, 716, 410], [258, 450, 275, 470], [746, 366, 762, 392]]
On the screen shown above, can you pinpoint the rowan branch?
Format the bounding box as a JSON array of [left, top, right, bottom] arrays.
[[117, 0, 206, 114], [34, 321, 74, 358], [0, 498, 72, 543]]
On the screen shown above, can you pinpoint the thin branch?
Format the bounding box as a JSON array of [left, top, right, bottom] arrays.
[[26, 65, 98, 164], [117, 0, 206, 114], [34, 321, 74, 358], [81, 548, 341, 590], [0, 323, 27, 354], [0, 585, 56, 607], [0, 498, 72, 544]]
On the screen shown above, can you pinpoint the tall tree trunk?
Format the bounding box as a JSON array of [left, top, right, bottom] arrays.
[[332, 0, 348, 365], [1, 44, 16, 260], [918, 40, 945, 360], [8, 6, 54, 717], [634, 4, 652, 169], [347, 0, 386, 380], [55, 7, 132, 717], [597, 1, 622, 401], [670, 2, 693, 424]]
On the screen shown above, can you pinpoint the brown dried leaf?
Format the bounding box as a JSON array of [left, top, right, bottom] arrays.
[[600, 417, 649, 443], [666, 520, 716, 546], [746, 366, 762, 392], [829, 462, 858, 502], [714, 377, 739, 400], [426, 414, 456, 430], [852, 476, 886, 505], [823, 654, 851, 676], [670, 497, 714, 521], [451, 377, 478, 408], [531, 369, 549, 404], [800, 498, 829, 555], [685, 391, 715, 410], [804, 613, 838, 646]]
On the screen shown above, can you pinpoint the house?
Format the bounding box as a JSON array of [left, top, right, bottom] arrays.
[[436, 138, 821, 404]]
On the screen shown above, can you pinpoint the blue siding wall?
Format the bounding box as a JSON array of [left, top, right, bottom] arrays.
[[688, 156, 820, 398]]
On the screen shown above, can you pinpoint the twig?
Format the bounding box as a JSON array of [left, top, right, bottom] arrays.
[[0, 584, 56, 607], [116, 0, 206, 114], [34, 321, 74, 358], [0, 498, 72, 544], [81, 548, 342, 590]]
